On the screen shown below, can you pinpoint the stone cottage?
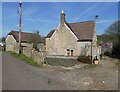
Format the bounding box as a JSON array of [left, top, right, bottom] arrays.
[[46, 10, 98, 59], [6, 30, 45, 53]]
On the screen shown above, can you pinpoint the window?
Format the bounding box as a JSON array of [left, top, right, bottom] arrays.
[[71, 49, 74, 56], [67, 49, 70, 51], [66, 49, 70, 56], [66, 49, 74, 56]]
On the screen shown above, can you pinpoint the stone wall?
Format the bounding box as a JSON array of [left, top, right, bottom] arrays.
[[23, 47, 46, 64], [21, 43, 33, 48], [37, 43, 46, 51], [46, 23, 97, 57], [23, 47, 32, 58], [44, 57, 79, 67], [46, 24, 78, 56], [31, 50, 46, 64]]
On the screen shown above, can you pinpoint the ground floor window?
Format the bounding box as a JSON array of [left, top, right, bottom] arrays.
[[66, 49, 74, 56], [71, 49, 74, 56], [67, 49, 70, 56]]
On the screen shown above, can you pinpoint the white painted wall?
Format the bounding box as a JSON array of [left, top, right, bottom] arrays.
[[77, 41, 91, 56]]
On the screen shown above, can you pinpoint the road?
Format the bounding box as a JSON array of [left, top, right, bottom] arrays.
[[2, 52, 118, 90], [0, 51, 2, 91], [2, 52, 71, 90]]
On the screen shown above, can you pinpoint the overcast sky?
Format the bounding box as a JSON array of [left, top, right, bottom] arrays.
[[2, 2, 118, 37]]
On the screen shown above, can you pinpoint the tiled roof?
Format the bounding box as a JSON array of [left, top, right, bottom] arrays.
[[67, 20, 95, 41], [46, 20, 95, 40], [8, 30, 43, 43], [46, 29, 55, 38]]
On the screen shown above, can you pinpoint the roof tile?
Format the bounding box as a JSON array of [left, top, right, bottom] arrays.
[[46, 20, 95, 40], [8, 30, 43, 43]]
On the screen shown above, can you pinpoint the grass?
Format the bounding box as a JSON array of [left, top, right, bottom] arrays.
[[84, 64, 98, 69], [0, 46, 2, 51], [9, 51, 41, 67]]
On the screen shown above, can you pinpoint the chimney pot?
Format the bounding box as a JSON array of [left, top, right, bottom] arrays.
[[60, 10, 65, 24]]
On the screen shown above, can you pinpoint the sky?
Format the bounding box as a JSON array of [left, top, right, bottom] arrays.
[[2, 2, 118, 37]]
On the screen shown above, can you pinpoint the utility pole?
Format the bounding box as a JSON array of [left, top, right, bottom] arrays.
[[18, 0, 22, 54], [95, 15, 98, 60], [91, 15, 98, 64]]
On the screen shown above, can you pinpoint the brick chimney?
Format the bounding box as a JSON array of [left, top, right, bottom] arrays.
[[60, 10, 65, 24]]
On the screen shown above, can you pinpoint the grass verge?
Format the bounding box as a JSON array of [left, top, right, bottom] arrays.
[[0, 46, 2, 51], [9, 51, 41, 67], [84, 64, 98, 69]]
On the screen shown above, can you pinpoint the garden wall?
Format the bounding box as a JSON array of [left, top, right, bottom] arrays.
[[44, 57, 79, 67], [23, 47, 46, 64]]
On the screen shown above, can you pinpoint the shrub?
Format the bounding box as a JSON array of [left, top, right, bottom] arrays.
[[104, 51, 111, 56], [77, 55, 91, 64], [112, 42, 120, 59]]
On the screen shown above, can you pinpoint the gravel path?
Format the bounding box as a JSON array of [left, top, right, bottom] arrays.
[[56, 56, 118, 90], [2, 52, 118, 90]]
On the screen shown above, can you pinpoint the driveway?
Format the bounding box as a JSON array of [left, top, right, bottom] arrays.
[[56, 56, 118, 90], [2, 52, 118, 90]]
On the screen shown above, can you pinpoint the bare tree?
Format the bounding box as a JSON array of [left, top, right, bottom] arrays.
[[31, 31, 41, 51], [104, 21, 120, 58]]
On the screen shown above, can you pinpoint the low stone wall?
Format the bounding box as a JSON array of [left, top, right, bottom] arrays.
[[31, 50, 46, 64], [23, 47, 32, 58], [44, 57, 80, 67], [22, 47, 79, 66], [23, 47, 46, 64]]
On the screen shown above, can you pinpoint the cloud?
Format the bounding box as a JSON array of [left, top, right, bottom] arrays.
[[73, 2, 100, 21]]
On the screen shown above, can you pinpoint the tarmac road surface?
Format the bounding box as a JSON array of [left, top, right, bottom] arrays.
[[2, 52, 71, 90]]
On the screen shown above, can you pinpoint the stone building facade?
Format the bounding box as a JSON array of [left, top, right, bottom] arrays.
[[6, 30, 45, 53], [46, 10, 98, 59]]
